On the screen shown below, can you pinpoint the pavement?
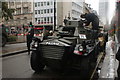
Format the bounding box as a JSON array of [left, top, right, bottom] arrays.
[[0, 42, 28, 57], [99, 36, 119, 79]]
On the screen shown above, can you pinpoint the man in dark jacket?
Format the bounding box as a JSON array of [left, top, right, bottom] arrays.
[[26, 22, 34, 55], [116, 47, 120, 79], [80, 13, 99, 30], [81, 13, 99, 41]]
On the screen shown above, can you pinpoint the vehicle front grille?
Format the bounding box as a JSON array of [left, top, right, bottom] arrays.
[[41, 45, 65, 59]]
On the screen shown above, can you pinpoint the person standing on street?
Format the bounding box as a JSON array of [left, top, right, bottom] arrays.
[[116, 47, 120, 79], [26, 22, 34, 55]]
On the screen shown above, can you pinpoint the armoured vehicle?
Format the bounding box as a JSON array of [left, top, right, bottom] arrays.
[[30, 20, 107, 79]]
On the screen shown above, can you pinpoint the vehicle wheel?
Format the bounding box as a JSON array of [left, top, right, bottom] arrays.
[[2, 36, 7, 47], [80, 55, 95, 79], [30, 51, 45, 72]]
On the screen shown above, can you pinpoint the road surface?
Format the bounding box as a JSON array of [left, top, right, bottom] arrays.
[[2, 52, 86, 79]]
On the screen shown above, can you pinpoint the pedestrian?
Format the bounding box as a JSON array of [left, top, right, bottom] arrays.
[[63, 18, 68, 26], [116, 47, 120, 79], [80, 13, 99, 41], [26, 22, 34, 55]]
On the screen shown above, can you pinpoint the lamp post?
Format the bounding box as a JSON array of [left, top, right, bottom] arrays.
[[32, 0, 35, 25], [53, 0, 56, 31]]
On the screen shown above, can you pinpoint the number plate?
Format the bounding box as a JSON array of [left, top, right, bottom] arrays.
[[79, 34, 87, 39]]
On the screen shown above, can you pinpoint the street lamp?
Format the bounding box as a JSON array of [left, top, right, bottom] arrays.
[[53, 0, 56, 31]]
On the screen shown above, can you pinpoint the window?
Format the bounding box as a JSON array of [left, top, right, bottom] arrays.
[[41, 2, 43, 6], [41, 17, 43, 23], [47, 9, 49, 13], [44, 17, 46, 23], [72, 10, 74, 14], [51, 9, 53, 13], [10, 2, 14, 6], [38, 2, 40, 6], [38, 20, 40, 24], [51, 17, 53, 23], [47, 17, 49, 22], [16, 8, 21, 14], [47, 1, 49, 5], [35, 10, 37, 14], [44, 2, 46, 6], [44, 9, 46, 14], [51, 1, 53, 5], [23, 7, 28, 13], [38, 10, 40, 14], [35, 3, 37, 7], [35, 18, 37, 22], [16, 2, 20, 5], [17, 18, 20, 20], [72, 2, 74, 6], [41, 10, 43, 14], [24, 17, 27, 19]]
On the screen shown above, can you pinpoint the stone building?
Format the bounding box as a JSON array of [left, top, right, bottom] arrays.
[[4, 0, 33, 31]]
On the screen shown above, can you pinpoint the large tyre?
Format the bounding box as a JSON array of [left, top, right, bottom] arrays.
[[30, 51, 45, 72], [2, 36, 7, 47]]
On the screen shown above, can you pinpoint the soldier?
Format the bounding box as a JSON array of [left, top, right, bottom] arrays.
[[116, 47, 120, 79], [81, 13, 99, 41], [26, 22, 34, 55], [63, 16, 68, 26], [80, 13, 99, 30]]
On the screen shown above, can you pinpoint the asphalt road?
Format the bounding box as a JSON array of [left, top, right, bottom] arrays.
[[2, 52, 86, 80], [2, 53, 33, 78]]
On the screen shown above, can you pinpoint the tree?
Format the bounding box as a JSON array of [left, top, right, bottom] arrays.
[[2, 2, 14, 21]]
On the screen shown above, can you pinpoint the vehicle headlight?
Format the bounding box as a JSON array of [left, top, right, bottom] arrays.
[[79, 46, 83, 51], [32, 42, 38, 48], [34, 42, 38, 47]]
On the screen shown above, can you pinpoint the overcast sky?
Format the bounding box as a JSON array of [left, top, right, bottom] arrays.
[[85, 0, 99, 13], [85, 0, 116, 23]]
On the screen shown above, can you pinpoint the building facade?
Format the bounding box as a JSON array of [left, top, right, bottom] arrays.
[[34, 0, 54, 29], [99, 0, 109, 25], [33, 0, 84, 30], [4, 0, 33, 29]]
